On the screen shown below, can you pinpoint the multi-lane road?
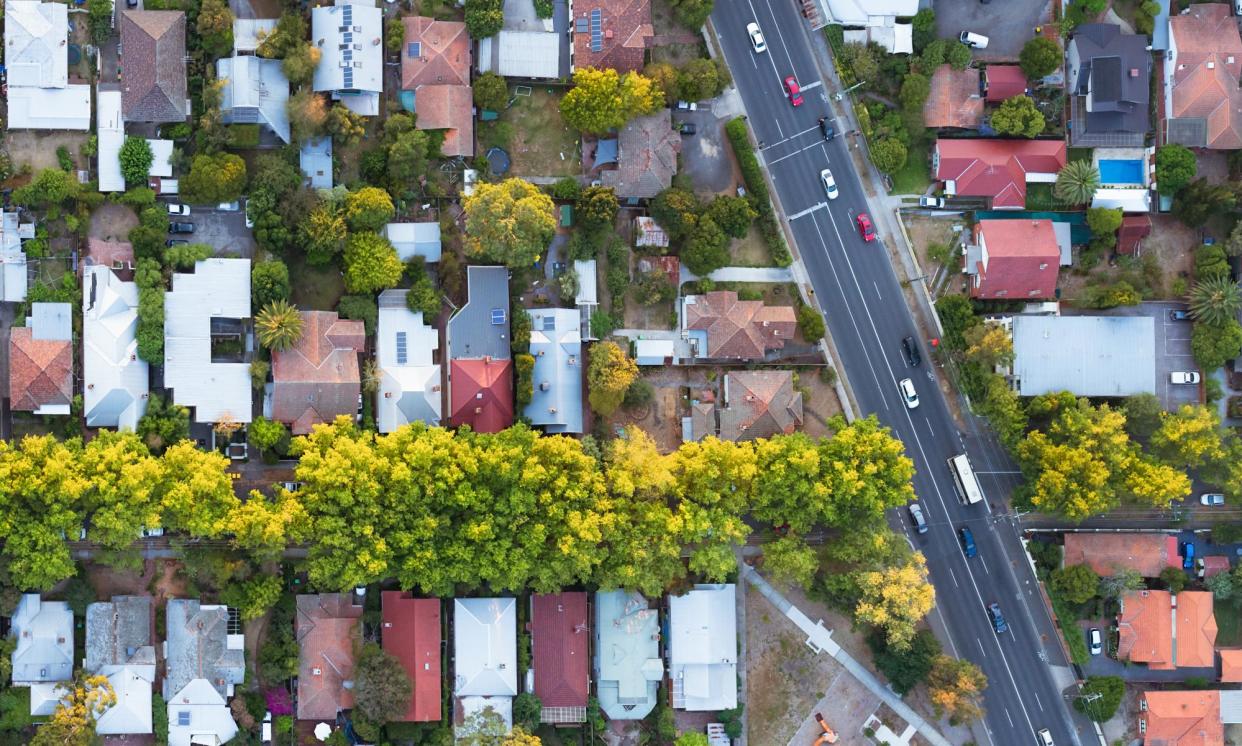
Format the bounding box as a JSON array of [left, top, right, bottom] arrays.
[[709, 2, 1087, 744]]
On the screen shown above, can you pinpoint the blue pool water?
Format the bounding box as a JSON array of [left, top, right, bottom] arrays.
[[1098, 159, 1145, 185]]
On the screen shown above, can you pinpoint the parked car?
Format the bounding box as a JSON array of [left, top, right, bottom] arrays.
[[1171, 371, 1201, 384], [245, 199, 254, 229], [1182, 541, 1196, 569], [908, 503, 928, 534], [819, 117, 836, 140], [218, 201, 241, 211], [679, 122, 697, 135], [168, 221, 195, 234], [820, 169, 839, 200], [959, 526, 977, 558], [899, 377, 919, 409], [1169, 309, 1192, 321], [987, 602, 1009, 634], [676, 100, 698, 111], [1197, 557, 1207, 579], [1037, 729, 1054, 746], [746, 22, 767, 53], [167, 203, 190, 217], [855, 212, 876, 241], [902, 335, 922, 367], [919, 195, 946, 208], [280, 481, 303, 493], [1088, 628, 1102, 656], [783, 76, 804, 106], [165, 239, 188, 247], [1201, 493, 1226, 506], [960, 31, 990, 48]]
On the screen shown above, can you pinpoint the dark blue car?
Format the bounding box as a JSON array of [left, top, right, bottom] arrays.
[[1183, 541, 1196, 569], [959, 527, 977, 558], [988, 603, 1008, 634]]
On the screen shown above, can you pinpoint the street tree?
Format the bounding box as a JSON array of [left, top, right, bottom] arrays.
[[816, 416, 916, 529], [80, 432, 163, 550], [854, 551, 936, 651], [462, 179, 557, 267], [157, 441, 239, 538], [1150, 405, 1226, 468], [256, 300, 304, 351], [1050, 564, 1100, 604], [926, 656, 987, 725], [761, 534, 818, 589], [0, 435, 87, 590]]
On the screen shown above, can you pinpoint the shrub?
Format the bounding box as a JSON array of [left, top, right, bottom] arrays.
[[724, 118, 791, 266], [1019, 37, 1062, 79], [337, 295, 379, 336], [797, 305, 826, 342]]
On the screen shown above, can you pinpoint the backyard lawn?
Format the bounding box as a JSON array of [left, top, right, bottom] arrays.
[[888, 140, 930, 195], [287, 253, 345, 311], [1024, 183, 1078, 211], [1217, 600, 1240, 647], [477, 87, 581, 178]]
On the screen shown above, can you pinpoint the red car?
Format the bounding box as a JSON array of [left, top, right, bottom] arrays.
[[856, 213, 876, 242], [784, 76, 804, 107]]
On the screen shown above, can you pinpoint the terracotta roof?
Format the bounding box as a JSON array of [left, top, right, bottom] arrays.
[[985, 65, 1029, 102], [571, 0, 653, 74], [1141, 690, 1222, 746], [1202, 556, 1231, 578], [1176, 591, 1218, 668], [401, 16, 473, 157], [86, 239, 134, 272], [1118, 215, 1152, 255], [599, 109, 681, 199], [413, 85, 474, 157], [381, 592, 441, 722], [1169, 3, 1242, 149], [925, 65, 983, 129], [8, 326, 72, 412], [1062, 533, 1179, 577], [684, 291, 796, 361], [271, 311, 365, 435], [1220, 649, 1242, 682], [449, 357, 513, 433], [295, 594, 363, 721], [119, 11, 187, 123], [531, 592, 589, 710], [718, 371, 803, 441], [1117, 590, 1217, 670], [972, 220, 1060, 300], [935, 138, 1067, 208]]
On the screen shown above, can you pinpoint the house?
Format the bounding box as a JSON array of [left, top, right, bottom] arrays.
[[716, 371, 803, 441], [668, 584, 737, 711], [164, 258, 253, 424], [10, 594, 73, 716], [924, 65, 983, 130], [478, 31, 561, 78], [233, 18, 277, 52], [120, 11, 189, 123], [401, 17, 473, 157], [271, 311, 365, 435], [594, 591, 662, 720], [531, 593, 589, 724], [525, 308, 583, 434], [967, 220, 1060, 300], [1117, 590, 1217, 671], [9, 303, 73, 415], [984, 65, 1029, 103], [634, 216, 669, 250], [311, 0, 383, 116], [217, 55, 291, 144], [385, 222, 443, 263], [571, 0, 654, 74], [1067, 24, 1152, 146], [683, 291, 797, 361], [0, 210, 33, 303], [1011, 314, 1156, 397], [296, 593, 364, 721], [933, 139, 1067, 208], [1062, 533, 1180, 577], [377, 290, 442, 432], [301, 137, 334, 190], [381, 592, 441, 722], [600, 110, 681, 199], [813, 0, 916, 52], [4, 0, 91, 130], [1137, 690, 1242, 745], [97, 89, 126, 193], [83, 265, 150, 430], [1118, 215, 1153, 254], [164, 599, 244, 746], [1165, 3, 1242, 148], [450, 358, 514, 433], [1220, 650, 1242, 682], [454, 598, 517, 730], [85, 597, 157, 735], [635, 339, 675, 366], [448, 266, 513, 433], [85, 238, 135, 275]]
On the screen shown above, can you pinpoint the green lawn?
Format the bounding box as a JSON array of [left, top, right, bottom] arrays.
[[1068, 147, 1094, 164], [287, 253, 346, 311], [1217, 600, 1241, 646], [889, 140, 930, 195], [477, 88, 581, 178], [1025, 182, 1077, 211]]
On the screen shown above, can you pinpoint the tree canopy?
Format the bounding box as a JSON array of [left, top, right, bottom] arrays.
[[462, 179, 557, 267], [1019, 37, 1061, 79], [119, 138, 154, 186], [1155, 144, 1197, 195], [990, 96, 1045, 138], [560, 67, 662, 133]]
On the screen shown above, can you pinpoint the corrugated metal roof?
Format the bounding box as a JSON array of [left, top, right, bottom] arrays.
[[1012, 314, 1155, 397]]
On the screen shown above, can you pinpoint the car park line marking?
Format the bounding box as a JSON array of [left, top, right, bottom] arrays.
[[788, 202, 827, 220]]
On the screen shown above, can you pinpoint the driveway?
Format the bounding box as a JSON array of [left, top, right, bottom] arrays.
[[674, 105, 736, 197], [179, 208, 255, 258], [935, 0, 1052, 61]]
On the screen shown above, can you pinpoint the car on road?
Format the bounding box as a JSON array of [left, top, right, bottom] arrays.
[[167, 203, 190, 217], [1088, 628, 1103, 655], [168, 221, 195, 234], [679, 122, 697, 135], [959, 31, 990, 48], [1202, 493, 1226, 506], [1182, 541, 1196, 569], [899, 377, 919, 409], [908, 503, 928, 534], [819, 117, 835, 140], [855, 212, 876, 242], [783, 76, 804, 106], [902, 335, 922, 367], [1037, 729, 1054, 746], [959, 526, 977, 558], [1170, 309, 1192, 321], [1171, 371, 1201, 384], [165, 239, 188, 247], [987, 603, 1008, 634], [820, 169, 839, 200], [281, 481, 303, 492], [746, 22, 767, 53], [919, 195, 946, 208]]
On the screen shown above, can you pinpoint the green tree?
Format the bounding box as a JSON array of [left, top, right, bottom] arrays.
[[578, 185, 618, 229], [946, 41, 973, 70], [761, 534, 818, 589], [462, 179, 557, 267], [1019, 37, 1061, 79], [255, 300, 304, 351], [250, 416, 289, 453], [651, 187, 701, 242], [1189, 275, 1242, 326], [1054, 160, 1100, 205], [30, 673, 115, 746], [86, 0, 113, 44], [344, 233, 404, 294], [1099, 568, 1145, 599], [513, 692, 542, 733], [1123, 393, 1164, 440], [119, 137, 154, 186], [1074, 677, 1123, 722], [474, 72, 509, 111], [405, 260, 441, 317], [1156, 144, 1197, 195], [1193, 319, 1242, 369], [936, 294, 980, 351], [927, 656, 986, 725], [645, 62, 680, 104], [919, 39, 948, 69], [868, 628, 940, 695], [182, 153, 247, 204], [588, 342, 638, 416], [677, 58, 725, 101], [326, 103, 366, 147], [1151, 405, 1226, 467], [464, 0, 503, 38], [1196, 244, 1231, 280], [675, 734, 709, 746], [220, 573, 283, 620], [1050, 564, 1100, 604], [682, 216, 730, 276], [1086, 207, 1123, 239], [252, 261, 291, 308], [704, 195, 755, 239], [911, 8, 936, 50], [991, 95, 1045, 137], [137, 395, 190, 454], [197, 0, 235, 59], [283, 43, 322, 89], [797, 305, 826, 341], [1208, 571, 1235, 599], [353, 643, 412, 725], [1159, 565, 1187, 593], [344, 187, 396, 232], [301, 203, 348, 265], [13, 167, 81, 209], [898, 72, 930, 110], [668, 0, 713, 29], [1174, 179, 1237, 228], [870, 138, 908, 174], [560, 67, 662, 133], [163, 242, 213, 270]]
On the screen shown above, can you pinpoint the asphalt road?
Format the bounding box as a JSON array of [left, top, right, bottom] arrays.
[[710, 3, 1086, 745]]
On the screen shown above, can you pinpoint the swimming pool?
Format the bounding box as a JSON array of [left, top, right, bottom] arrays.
[[1098, 159, 1145, 185]]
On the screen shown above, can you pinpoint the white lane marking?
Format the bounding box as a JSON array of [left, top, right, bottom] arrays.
[[788, 203, 827, 220], [765, 123, 826, 150], [948, 566, 960, 588], [1032, 688, 1044, 713], [925, 418, 936, 438], [766, 139, 833, 165], [755, 0, 800, 83], [980, 557, 990, 575], [976, 638, 988, 658], [1004, 709, 1015, 729], [800, 80, 822, 91], [976, 471, 1022, 475]]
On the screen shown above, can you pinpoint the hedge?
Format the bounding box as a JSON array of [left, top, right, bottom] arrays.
[[724, 118, 792, 267]]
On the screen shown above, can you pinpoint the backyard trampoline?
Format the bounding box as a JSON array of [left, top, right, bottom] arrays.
[[487, 147, 511, 175]]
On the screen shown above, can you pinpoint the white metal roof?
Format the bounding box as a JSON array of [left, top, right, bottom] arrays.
[[11, 594, 74, 686], [819, 0, 918, 26], [147, 139, 174, 177], [312, 0, 383, 111], [478, 31, 560, 79], [573, 259, 598, 306], [453, 598, 517, 697], [668, 584, 737, 712], [232, 18, 277, 52], [384, 222, 442, 263], [635, 339, 675, 365], [1012, 314, 1155, 397], [96, 664, 155, 735], [595, 591, 661, 721], [4, 0, 68, 87], [83, 266, 149, 431], [166, 678, 238, 746], [97, 89, 125, 193], [217, 55, 291, 143], [525, 308, 583, 434], [1091, 187, 1152, 213], [7, 85, 92, 130], [376, 290, 441, 432]]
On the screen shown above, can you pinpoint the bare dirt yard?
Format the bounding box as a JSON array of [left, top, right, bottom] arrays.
[[90, 203, 138, 243], [5, 131, 90, 173], [1059, 214, 1196, 303], [796, 369, 843, 438], [729, 225, 773, 267], [901, 214, 967, 296]]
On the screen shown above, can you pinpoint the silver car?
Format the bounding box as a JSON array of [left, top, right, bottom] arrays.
[[820, 169, 839, 200]]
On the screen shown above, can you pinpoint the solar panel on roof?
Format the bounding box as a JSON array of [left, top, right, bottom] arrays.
[[342, 4, 352, 23], [343, 68, 354, 88], [408, 41, 421, 57], [396, 331, 407, 364], [491, 308, 506, 325], [344, 31, 353, 43], [344, 48, 353, 61], [590, 9, 602, 52], [575, 16, 588, 32]]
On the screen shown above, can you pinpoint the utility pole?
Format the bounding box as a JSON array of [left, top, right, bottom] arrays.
[[833, 80, 866, 101]]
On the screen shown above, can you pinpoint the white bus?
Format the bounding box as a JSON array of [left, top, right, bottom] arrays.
[[948, 453, 984, 505]]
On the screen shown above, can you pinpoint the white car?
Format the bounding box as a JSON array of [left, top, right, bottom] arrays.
[[899, 377, 919, 409], [217, 201, 241, 211], [1201, 493, 1225, 506], [1088, 628, 1102, 656], [746, 22, 767, 53], [959, 31, 990, 48], [1171, 371, 1201, 384], [167, 203, 190, 216], [1037, 728, 1054, 746], [820, 169, 839, 200]]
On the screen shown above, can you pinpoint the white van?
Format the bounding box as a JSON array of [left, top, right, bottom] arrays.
[[960, 31, 989, 48]]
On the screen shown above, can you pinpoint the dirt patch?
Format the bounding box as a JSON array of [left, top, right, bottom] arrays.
[[90, 203, 139, 243], [796, 369, 843, 437], [4, 131, 90, 173], [1059, 214, 1195, 303], [622, 294, 676, 329], [902, 215, 967, 294], [728, 224, 773, 267], [610, 381, 682, 451]]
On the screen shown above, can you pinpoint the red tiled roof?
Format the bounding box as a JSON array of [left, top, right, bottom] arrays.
[[971, 220, 1059, 300], [271, 311, 365, 435], [381, 592, 442, 722], [8, 327, 72, 412], [572, 0, 653, 74], [449, 358, 514, 433], [1220, 649, 1242, 682], [684, 291, 796, 360], [718, 371, 803, 441], [295, 594, 363, 720], [531, 592, 589, 709], [119, 11, 188, 122], [1177, 592, 1218, 668], [1117, 215, 1151, 255], [1063, 533, 1179, 577], [935, 138, 1067, 207], [412, 85, 474, 157], [401, 16, 474, 157], [1117, 590, 1217, 670], [985, 65, 1029, 102], [1169, 3, 1242, 149], [1141, 690, 1223, 746], [1202, 556, 1231, 578], [924, 65, 983, 129]]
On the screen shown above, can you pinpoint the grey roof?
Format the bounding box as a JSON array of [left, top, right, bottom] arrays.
[[594, 591, 661, 721], [217, 55, 290, 143], [119, 11, 188, 123], [1012, 314, 1155, 397], [31, 302, 71, 340], [524, 308, 582, 434], [599, 109, 680, 199], [163, 599, 245, 701], [448, 266, 510, 361], [300, 137, 334, 190], [1167, 117, 1208, 148], [1222, 690, 1242, 724], [1068, 24, 1151, 138], [232, 18, 276, 52], [1151, 0, 1171, 51], [86, 597, 156, 672], [10, 594, 73, 685], [384, 222, 442, 263]]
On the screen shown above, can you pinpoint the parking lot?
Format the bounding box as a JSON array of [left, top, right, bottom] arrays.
[[167, 204, 256, 258], [935, 0, 1051, 61], [674, 104, 736, 197]]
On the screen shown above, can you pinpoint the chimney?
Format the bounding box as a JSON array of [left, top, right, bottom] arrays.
[[1208, 61, 1215, 69], [385, 392, 392, 398], [1129, 68, 1140, 77]]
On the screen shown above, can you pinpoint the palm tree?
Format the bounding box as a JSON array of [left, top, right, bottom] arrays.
[[1189, 275, 1242, 326], [1053, 160, 1100, 205], [255, 300, 304, 351]]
